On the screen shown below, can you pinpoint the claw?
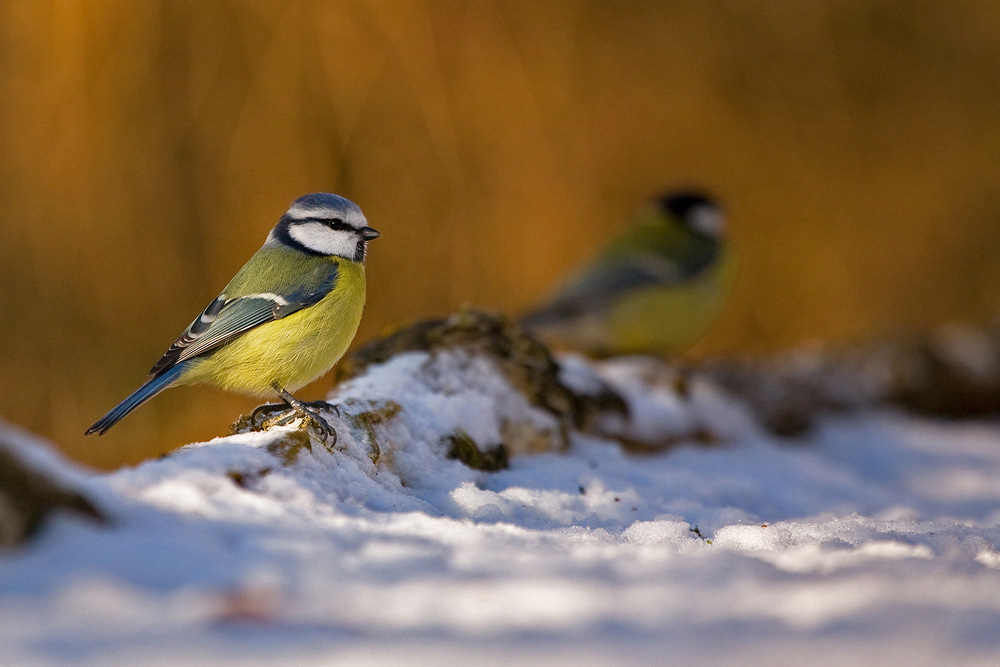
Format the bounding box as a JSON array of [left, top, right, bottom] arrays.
[[250, 402, 290, 430], [246, 386, 339, 445], [269, 383, 338, 446]]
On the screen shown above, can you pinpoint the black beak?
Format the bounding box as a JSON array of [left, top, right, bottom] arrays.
[[360, 226, 380, 241]]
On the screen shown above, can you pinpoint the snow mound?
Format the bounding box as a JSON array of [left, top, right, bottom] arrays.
[[2, 343, 1000, 665]]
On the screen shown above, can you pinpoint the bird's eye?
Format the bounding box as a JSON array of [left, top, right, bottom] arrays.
[[323, 218, 348, 231]]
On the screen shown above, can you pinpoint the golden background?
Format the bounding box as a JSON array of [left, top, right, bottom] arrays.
[[2, 1, 999, 469]]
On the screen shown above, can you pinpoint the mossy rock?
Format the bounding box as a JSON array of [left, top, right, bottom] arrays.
[[335, 308, 627, 435], [0, 437, 104, 547], [444, 430, 509, 472]]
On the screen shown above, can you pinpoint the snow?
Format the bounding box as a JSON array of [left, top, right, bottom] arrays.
[[2, 350, 1000, 666]]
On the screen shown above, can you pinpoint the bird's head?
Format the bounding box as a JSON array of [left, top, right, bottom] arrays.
[[656, 191, 725, 241], [270, 193, 380, 262]]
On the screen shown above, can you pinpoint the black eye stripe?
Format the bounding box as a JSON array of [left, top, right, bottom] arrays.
[[293, 216, 355, 232]]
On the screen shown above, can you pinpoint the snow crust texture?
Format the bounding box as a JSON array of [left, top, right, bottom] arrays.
[[2, 350, 1000, 666]]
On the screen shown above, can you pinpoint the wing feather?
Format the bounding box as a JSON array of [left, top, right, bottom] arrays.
[[147, 261, 339, 378], [526, 253, 682, 322]]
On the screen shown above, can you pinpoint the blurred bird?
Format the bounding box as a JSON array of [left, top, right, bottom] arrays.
[[86, 193, 380, 437], [522, 191, 734, 356]]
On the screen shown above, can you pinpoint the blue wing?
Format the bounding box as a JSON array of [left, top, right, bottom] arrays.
[[147, 262, 340, 379]]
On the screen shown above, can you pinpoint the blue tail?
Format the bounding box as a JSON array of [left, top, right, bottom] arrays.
[[86, 365, 186, 436]]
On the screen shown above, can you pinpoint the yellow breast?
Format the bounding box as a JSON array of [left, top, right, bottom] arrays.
[[180, 259, 367, 395], [609, 247, 737, 355]]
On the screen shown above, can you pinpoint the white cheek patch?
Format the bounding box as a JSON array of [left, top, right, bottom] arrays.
[[288, 221, 358, 257], [689, 205, 726, 239]]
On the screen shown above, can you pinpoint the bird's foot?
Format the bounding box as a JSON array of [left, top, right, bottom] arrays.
[[247, 386, 339, 445], [249, 402, 289, 428]]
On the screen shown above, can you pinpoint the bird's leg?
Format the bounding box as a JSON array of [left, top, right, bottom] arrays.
[[299, 400, 341, 418], [266, 383, 338, 444]]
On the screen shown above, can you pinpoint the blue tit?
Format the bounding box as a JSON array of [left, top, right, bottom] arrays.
[[522, 191, 734, 357], [86, 193, 380, 436]]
